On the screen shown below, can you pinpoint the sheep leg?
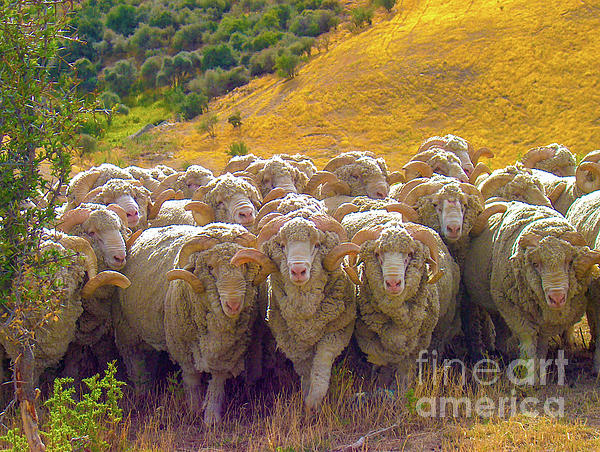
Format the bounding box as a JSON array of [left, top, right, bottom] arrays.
[[304, 348, 336, 411], [516, 334, 538, 384], [181, 369, 203, 412], [202, 372, 227, 425]]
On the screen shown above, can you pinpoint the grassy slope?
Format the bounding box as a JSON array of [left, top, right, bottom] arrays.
[[154, 0, 600, 172]]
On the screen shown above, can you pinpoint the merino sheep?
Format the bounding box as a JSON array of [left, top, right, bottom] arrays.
[[476, 164, 552, 207], [418, 134, 494, 177], [520, 144, 578, 177], [341, 213, 460, 380], [114, 223, 275, 423], [0, 233, 130, 385], [185, 173, 263, 230], [464, 201, 600, 373], [566, 190, 600, 372], [153, 164, 215, 199], [66, 163, 135, 208], [241, 210, 360, 410]]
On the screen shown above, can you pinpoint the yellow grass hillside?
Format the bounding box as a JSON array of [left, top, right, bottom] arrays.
[[161, 0, 600, 172]]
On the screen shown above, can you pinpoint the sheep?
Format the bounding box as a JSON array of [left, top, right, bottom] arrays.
[[566, 190, 600, 372], [125, 165, 163, 192], [520, 144, 577, 177], [0, 232, 130, 385], [341, 213, 460, 381], [147, 199, 196, 228], [153, 164, 215, 199], [418, 134, 494, 178], [66, 163, 135, 208], [184, 173, 263, 230], [476, 164, 552, 207], [240, 210, 360, 410], [114, 223, 276, 424], [319, 151, 403, 200], [403, 149, 469, 183], [72, 178, 174, 230], [463, 201, 600, 375]]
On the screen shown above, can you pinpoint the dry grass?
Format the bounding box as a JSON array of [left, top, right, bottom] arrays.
[[135, 0, 600, 174]]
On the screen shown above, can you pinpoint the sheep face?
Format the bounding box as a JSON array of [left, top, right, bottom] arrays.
[[444, 134, 475, 176], [257, 160, 300, 195], [428, 151, 469, 183], [430, 189, 469, 241], [80, 209, 128, 270], [202, 175, 262, 228], [274, 218, 322, 285], [511, 234, 585, 310], [88, 179, 152, 228], [114, 193, 140, 227], [337, 158, 389, 199], [176, 166, 214, 197]]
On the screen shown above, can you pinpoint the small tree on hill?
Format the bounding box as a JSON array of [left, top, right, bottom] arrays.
[[198, 113, 219, 138], [275, 51, 300, 79], [228, 111, 242, 129]]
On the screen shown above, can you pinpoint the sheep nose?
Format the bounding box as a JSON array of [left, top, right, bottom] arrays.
[[374, 189, 388, 199], [225, 300, 242, 315], [547, 290, 566, 308], [446, 224, 462, 237], [290, 263, 309, 284], [126, 211, 139, 227], [385, 278, 403, 294], [236, 207, 255, 226], [112, 254, 126, 268]]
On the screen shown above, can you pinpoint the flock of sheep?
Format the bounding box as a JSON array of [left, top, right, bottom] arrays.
[[9, 135, 600, 424]]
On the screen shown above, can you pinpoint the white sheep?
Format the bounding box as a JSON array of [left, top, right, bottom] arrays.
[[114, 223, 275, 424], [476, 164, 552, 207], [520, 144, 578, 177], [464, 201, 600, 375]]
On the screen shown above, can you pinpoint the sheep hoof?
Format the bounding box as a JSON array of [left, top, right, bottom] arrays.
[[203, 406, 223, 425]]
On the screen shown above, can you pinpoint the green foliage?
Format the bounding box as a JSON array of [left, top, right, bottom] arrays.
[[115, 103, 130, 115], [171, 22, 206, 51], [373, 0, 396, 12], [104, 59, 138, 97], [202, 43, 237, 70], [249, 47, 277, 75], [275, 51, 300, 78], [198, 113, 219, 137], [74, 57, 98, 93], [177, 92, 209, 120], [100, 91, 121, 110], [228, 141, 249, 156], [290, 9, 336, 37], [228, 111, 242, 128], [350, 6, 374, 30], [140, 55, 163, 89], [0, 427, 29, 451], [76, 133, 98, 156], [106, 4, 139, 36]]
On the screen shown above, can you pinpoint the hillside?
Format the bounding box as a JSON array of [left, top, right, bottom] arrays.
[[152, 0, 600, 171]]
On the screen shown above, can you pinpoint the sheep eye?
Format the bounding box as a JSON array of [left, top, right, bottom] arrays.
[[408, 252, 413, 259], [207, 264, 214, 272], [217, 201, 224, 208]]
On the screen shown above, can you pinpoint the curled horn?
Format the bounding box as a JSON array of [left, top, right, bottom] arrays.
[[81, 271, 131, 298], [469, 162, 492, 184], [470, 202, 508, 236], [574, 250, 600, 279], [71, 170, 101, 205], [107, 204, 128, 226], [521, 147, 557, 169], [519, 232, 541, 249], [575, 162, 600, 194], [231, 248, 278, 285], [478, 173, 515, 199], [177, 236, 219, 268], [333, 203, 358, 223], [384, 203, 419, 223], [244, 161, 267, 174], [81, 186, 104, 203], [126, 229, 143, 251], [547, 181, 567, 205], [581, 150, 600, 164], [234, 232, 258, 248], [255, 199, 283, 227], [166, 269, 204, 293], [418, 137, 446, 153], [351, 225, 384, 247], [153, 172, 183, 199], [321, 180, 352, 197], [470, 147, 494, 164], [402, 161, 434, 180], [263, 187, 292, 204], [222, 155, 258, 174], [304, 171, 338, 195], [323, 155, 358, 173], [148, 188, 177, 220], [459, 183, 485, 205], [58, 235, 97, 279], [393, 178, 429, 202], [344, 264, 362, 285], [323, 243, 361, 272], [386, 171, 405, 185], [561, 231, 587, 247], [185, 201, 215, 226], [257, 215, 289, 249], [58, 208, 91, 233], [310, 214, 348, 241], [403, 182, 443, 207], [257, 212, 283, 230], [192, 185, 213, 201], [406, 226, 442, 284]]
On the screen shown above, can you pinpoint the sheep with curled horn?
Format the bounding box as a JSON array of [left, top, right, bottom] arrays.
[[67, 178, 176, 230], [464, 201, 600, 377], [240, 209, 360, 411], [520, 143, 577, 177], [152, 164, 215, 200], [527, 153, 600, 215], [0, 232, 130, 386], [340, 213, 460, 383], [566, 189, 600, 372], [114, 223, 275, 424], [184, 173, 262, 230], [403, 149, 471, 183], [476, 163, 553, 207], [124, 165, 163, 192], [66, 163, 136, 209], [418, 134, 494, 178]]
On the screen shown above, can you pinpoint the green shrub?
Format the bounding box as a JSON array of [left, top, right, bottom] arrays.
[[177, 92, 209, 120], [198, 113, 219, 137], [115, 103, 130, 115], [228, 141, 249, 156], [374, 0, 396, 11], [228, 111, 242, 128], [100, 91, 121, 110], [275, 51, 300, 78], [350, 6, 374, 30], [76, 133, 98, 155]]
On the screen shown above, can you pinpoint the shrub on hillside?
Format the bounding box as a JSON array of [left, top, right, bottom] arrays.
[[249, 47, 277, 75], [228, 141, 249, 156], [104, 59, 138, 97], [350, 6, 374, 30], [177, 92, 209, 120], [140, 55, 163, 89], [100, 91, 121, 110], [374, 0, 396, 11], [275, 51, 300, 78], [228, 111, 242, 128], [106, 4, 139, 36], [198, 113, 219, 137], [171, 23, 207, 51], [76, 133, 98, 156], [202, 43, 237, 71]]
